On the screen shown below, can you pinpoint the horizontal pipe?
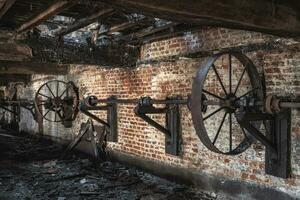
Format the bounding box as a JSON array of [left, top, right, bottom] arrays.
[[280, 101, 300, 109], [96, 98, 189, 105]]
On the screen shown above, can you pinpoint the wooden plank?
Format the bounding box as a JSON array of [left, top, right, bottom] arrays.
[[54, 8, 114, 36], [16, 0, 78, 33], [0, 0, 16, 19], [0, 61, 68, 75], [102, 0, 300, 36]]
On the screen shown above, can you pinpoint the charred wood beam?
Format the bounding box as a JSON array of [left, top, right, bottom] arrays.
[[101, 0, 300, 37], [22, 37, 139, 67], [54, 8, 114, 37], [120, 23, 198, 44], [0, 0, 16, 19], [0, 61, 68, 75], [16, 0, 78, 33], [0, 42, 32, 61], [120, 22, 179, 42], [0, 74, 31, 86], [98, 17, 151, 36]]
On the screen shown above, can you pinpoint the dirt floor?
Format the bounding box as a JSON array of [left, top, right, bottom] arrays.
[[0, 129, 217, 200]]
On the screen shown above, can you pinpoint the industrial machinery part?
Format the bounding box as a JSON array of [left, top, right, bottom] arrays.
[[190, 51, 297, 178], [0, 99, 37, 115], [34, 51, 300, 178], [35, 79, 187, 156], [35, 80, 79, 125], [62, 118, 106, 160], [83, 95, 185, 155], [191, 52, 264, 155], [134, 96, 182, 155], [80, 96, 118, 143]]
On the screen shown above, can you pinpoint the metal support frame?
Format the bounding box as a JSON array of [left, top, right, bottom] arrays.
[[80, 96, 118, 143], [62, 118, 107, 160], [134, 97, 181, 156], [236, 109, 291, 178], [0, 100, 37, 122]]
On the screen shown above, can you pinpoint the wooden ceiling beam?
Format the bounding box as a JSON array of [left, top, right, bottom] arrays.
[[120, 22, 179, 42], [0, 0, 16, 19], [16, 0, 78, 33], [0, 61, 68, 75], [0, 74, 31, 86], [54, 8, 114, 37], [22, 36, 139, 67], [101, 0, 300, 36], [98, 17, 151, 36]]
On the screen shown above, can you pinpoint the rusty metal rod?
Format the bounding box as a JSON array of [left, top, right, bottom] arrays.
[[280, 101, 300, 109], [95, 98, 189, 105]]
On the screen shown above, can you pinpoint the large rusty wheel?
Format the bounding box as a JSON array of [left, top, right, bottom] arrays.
[[35, 80, 79, 122], [191, 52, 264, 155]]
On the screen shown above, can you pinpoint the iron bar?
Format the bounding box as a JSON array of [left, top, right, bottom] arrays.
[[95, 98, 189, 105]]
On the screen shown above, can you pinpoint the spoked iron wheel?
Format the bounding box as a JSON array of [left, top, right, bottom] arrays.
[[35, 80, 79, 122], [191, 52, 264, 155]]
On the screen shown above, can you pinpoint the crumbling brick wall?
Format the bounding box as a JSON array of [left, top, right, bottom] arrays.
[[19, 27, 300, 197]]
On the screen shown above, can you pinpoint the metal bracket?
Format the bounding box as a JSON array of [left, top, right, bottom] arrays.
[[62, 119, 107, 160], [236, 110, 291, 178], [265, 109, 291, 178], [80, 96, 118, 143], [134, 97, 181, 156]]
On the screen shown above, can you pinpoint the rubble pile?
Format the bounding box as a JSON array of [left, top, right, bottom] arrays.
[[0, 130, 216, 200]]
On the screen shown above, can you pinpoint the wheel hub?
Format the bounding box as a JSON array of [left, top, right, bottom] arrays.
[[224, 94, 237, 113], [52, 97, 62, 109]]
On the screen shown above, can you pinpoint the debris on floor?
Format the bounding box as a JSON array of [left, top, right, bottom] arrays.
[[0, 129, 216, 200]]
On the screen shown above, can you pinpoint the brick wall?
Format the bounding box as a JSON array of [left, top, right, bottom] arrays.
[[18, 27, 300, 197]]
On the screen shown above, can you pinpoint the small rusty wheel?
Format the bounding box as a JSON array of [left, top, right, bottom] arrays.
[[35, 80, 79, 122], [191, 52, 264, 155]]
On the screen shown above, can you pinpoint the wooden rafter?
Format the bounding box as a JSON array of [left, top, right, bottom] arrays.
[[0, 74, 31, 85], [98, 17, 151, 36], [0, 61, 68, 75], [120, 22, 179, 42], [16, 0, 78, 33], [54, 8, 114, 37], [0, 0, 16, 19], [101, 0, 300, 36]]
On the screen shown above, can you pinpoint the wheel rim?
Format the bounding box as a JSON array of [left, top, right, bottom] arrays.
[[35, 80, 79, 122], [191, 52, 264, 155]]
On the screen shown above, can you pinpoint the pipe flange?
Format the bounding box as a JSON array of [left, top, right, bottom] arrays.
[[273, 98, 281, 113], [265, 95, 281, 114], [265, 95, 273, 114]]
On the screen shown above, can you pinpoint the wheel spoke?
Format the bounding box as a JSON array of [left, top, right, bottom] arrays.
[[59, 84, 70, 98], [212, 64, 228, 96], [42, 109, 51, 118], [240, 126, 248, 137], [57, 109, 63, 120], [38, 93, 51, 99], [213, 112, 227, 145], [235, 87, 258, 101], [203, 100, 222, 106], [203, 89, 225, 101], [229, 54, 232, 94], [56, 81, 59, 97], [45, 83, 55, 98], [229, 113, 233, 151], [234, 67, 246, 95], [203, 107, 224, 121]]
